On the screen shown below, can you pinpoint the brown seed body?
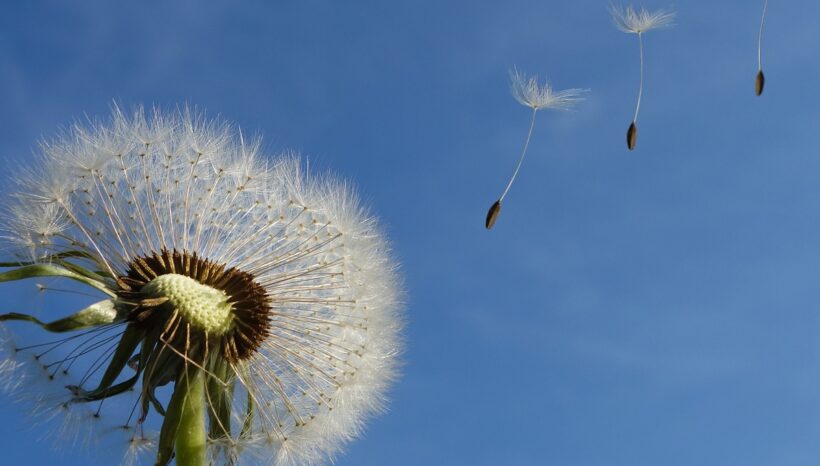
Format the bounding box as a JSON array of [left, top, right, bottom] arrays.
[[627, 121, 638, 150], [485, 200, 502, 230], [755, 70, 765, 96]]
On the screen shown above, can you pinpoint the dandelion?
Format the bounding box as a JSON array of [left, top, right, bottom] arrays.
[[0, 106, 402, 466], [756, 0, 769, 96], [485, 69, 586, 229], [610, 4, 675, 150]]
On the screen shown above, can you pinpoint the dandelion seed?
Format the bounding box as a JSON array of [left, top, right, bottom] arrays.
[[486, 69, 586, 230], [0, 106, 402, 466], [626, 121, 638, 151], [756, 0, 769, 96], [610, 4, 675, 150], [485, 200, 501, 230]]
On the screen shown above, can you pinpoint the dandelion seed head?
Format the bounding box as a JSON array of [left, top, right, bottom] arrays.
[[0, 105, 403, 465], [610, 4, 675, 34], [509, 68, 587, 111]]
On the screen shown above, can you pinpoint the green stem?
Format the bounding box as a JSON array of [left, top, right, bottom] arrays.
[[175, 367, 207, 466]]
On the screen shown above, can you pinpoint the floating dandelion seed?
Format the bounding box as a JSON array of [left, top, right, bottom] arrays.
[[0, 106, 402, 466], [756, 0, 769, 96], [485, 69, 586, 230], [610, 4, 675, 150]]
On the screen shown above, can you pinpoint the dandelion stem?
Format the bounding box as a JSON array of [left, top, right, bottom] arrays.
[[634, 32, 645, 123], [174, 367, 207, 466], [499, 107, 538, 202], [758, 0, 768, 72]]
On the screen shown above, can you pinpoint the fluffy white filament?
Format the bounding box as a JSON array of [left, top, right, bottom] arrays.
[[509, 68, 587, 111], [609, 5, 675, 34]]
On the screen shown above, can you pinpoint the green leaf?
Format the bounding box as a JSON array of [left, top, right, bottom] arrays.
[[56, 260, 111, 284], [241, 389, 254, 440], [207, 356, 235, 440], [238, 365, 254, 440], [0, 250, 96, 268], [69, 372, 140, 402], [141, 328, 185, 419], [0, 299, 118, 333], [72, 324, 142, 401], [155, 387, 181, 466], [0, 264, 114, 297]]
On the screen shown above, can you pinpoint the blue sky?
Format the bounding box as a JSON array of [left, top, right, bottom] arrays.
[[3, 1, 820, 465]]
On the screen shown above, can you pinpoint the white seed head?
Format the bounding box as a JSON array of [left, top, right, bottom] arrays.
[[610, 4, 676, 34], [0, 105, 403, 466], [509, 68, 588, 111]]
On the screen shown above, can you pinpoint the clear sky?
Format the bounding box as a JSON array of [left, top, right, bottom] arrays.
[[2, 1, 820, 465]]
